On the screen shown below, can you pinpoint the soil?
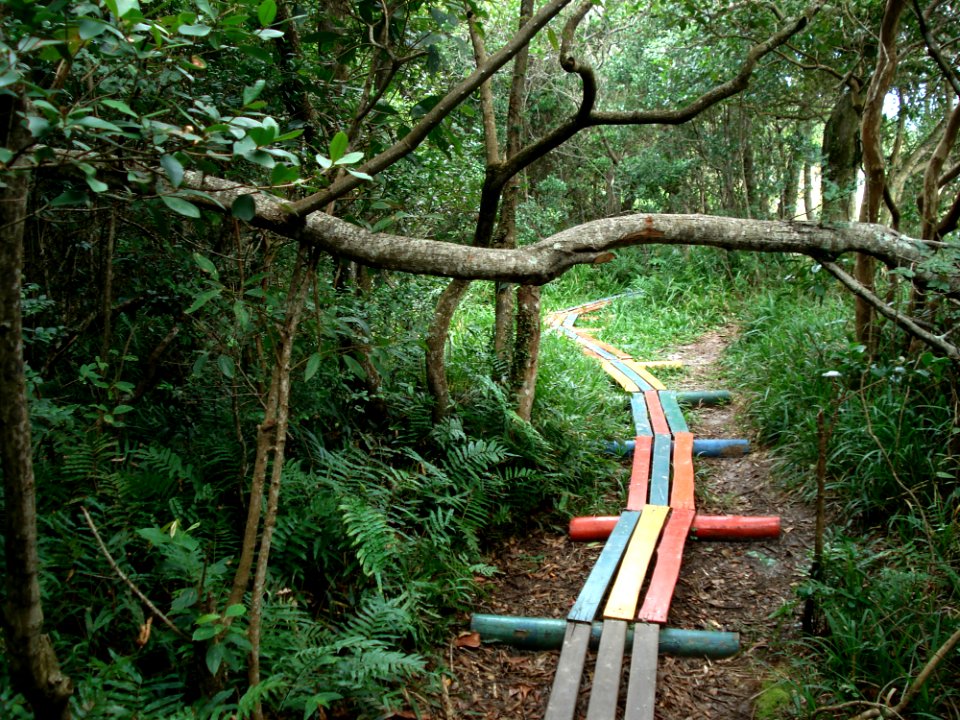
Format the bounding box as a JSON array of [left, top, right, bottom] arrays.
[[440, 328, 817, 720]]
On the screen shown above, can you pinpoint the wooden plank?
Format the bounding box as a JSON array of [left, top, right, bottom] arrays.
[[585, 620, 628, 720], [670, 432, 695, 510], [611, 360, 654, 392], [603, 506, 669, 619], [638, 509, 696, 623], [600, 360, 640, 393], [573, 335, 621, 363], [544, 622, 592, 720], [562, 312, 580, 328], [659, 391, 688, 433], [568, 512, 640, 622], [649, 434, 672, 506], [626, 435, 653, 511], [623, 360, 666, 390], [630, 393, 652, 437], [587, 337, 632, 360], [644, 391, 670, 435], [624, 623, 659, 720]]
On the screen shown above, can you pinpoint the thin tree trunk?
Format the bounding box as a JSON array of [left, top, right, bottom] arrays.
[[247, 248, 315, 720], [857, 0, 906, 347], [803, 160, 817, 221], [426, 279, 471, 421], [0, 90, 74, 719], [510, 285, 541, 422]]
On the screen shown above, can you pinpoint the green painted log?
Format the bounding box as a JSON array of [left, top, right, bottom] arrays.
[[675, 390, 731, 406], [470, 615, 739, 658]]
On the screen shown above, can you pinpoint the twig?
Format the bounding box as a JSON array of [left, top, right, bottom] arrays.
[[80, 506, 190, 640]]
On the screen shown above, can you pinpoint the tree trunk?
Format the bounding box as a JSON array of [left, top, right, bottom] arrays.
[[820, 89, 861, 223], [510, 285, 541, 422], [0, 91, 74, 719], [857, 0, 906, 347], [803, 160, 817, 221], [426, 279, 471, 421]]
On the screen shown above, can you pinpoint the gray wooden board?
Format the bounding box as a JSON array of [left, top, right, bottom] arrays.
[[659, 391, 689, 433], [625, 623, 660, 720], [586, 620, 628, 720], [610, 359, 654, 392], [649, 435, 672, 506], [630, 393, 652, 437], [544, 622, 592, 720], [568, 512, 640, 622]]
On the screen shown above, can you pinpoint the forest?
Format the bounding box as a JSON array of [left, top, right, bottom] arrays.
[[0, 0, 958, 717]]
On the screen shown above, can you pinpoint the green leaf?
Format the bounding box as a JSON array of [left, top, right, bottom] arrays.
[[160, 154, 184, 188], [224, 604, 246, 618], [343, 354, 366, 379], [304, 353, 321, 381], [105, 0, 141, 19], [112, 405, 134, 415], [547, 27, 560, 51], [270, 164, 299, 185], [205, 643, 226, 675], [186, 288, 221, 314], [334, 151, 364, 166], [328, 131, 349, 163], [346, 168, 373, 181], [178, 23, 212, 37], [217, 354, 235, 379], [74, 115, 124, 133], [315, 154, 332, 170], [192, 625, 220, 642], [26, 116, 51, 138], [100, 98, 138, 118], [257, 0, 277, 26], [254, 28, 284, 39], [50, 188, 90, 207], [78, 18, 109, 40], [231, 194, 256, 221], [233, 299, 249, 328], [161, 195, 201, 218], [243, 79, 266, 107], [85, 175, 109, 193], [193, 252, 219, 280]]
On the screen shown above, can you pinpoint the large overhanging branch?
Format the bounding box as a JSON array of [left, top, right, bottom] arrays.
[[188, 173, 955, 291]]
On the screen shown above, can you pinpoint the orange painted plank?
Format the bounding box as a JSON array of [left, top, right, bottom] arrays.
[[627, 436, 653, 510], [671, 432, 695, 510], [600, 360, 640, 393], [644, 391, 670, 436], [637, 509, 696, 624]]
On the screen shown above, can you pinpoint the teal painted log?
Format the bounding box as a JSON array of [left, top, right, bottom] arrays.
[[659, 391, 689, 433], [470, 615, 739, 658], [675, 390, 731, 406], [630, 393, 652, 437], [605, 438, 750, 457], [649, 434, 671, 505], [611, 359, 654, 392], [568, 512, 639, 622]]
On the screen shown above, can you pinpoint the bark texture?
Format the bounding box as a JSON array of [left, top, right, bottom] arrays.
[[1, 92, 74, 719]]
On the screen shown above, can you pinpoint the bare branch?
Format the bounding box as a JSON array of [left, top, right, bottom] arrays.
[[80, 506, 190, 641], [818, 258, 960, 360], [911, 0, 960, 96]]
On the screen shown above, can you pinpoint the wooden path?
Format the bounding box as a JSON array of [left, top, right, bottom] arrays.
[[473, 295, 781, 720]]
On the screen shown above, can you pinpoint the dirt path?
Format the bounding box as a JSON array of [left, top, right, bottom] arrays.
[[443, 328, 816, 719]]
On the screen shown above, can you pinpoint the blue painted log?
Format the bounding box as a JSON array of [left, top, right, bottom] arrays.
[[470, 615, 739, 658], [567, 512, 639, 622], [675, 390, 732, 406], [630, 393, 652, 437], [605, 438, 750, 457], [649, 435, 671, 505]]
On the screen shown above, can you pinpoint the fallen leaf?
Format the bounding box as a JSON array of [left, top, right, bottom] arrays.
[[455, 632, 482, 648]]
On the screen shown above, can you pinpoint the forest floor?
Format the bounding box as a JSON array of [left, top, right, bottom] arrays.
[[440, 328, 817, 720]]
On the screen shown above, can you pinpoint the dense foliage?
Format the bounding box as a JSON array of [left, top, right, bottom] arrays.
[[1, 0, 958, 718]]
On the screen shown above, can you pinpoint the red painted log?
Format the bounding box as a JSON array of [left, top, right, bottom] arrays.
[[569, 514, 781, 542]]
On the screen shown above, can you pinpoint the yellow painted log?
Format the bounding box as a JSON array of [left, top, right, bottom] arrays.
[[603, 506, 669, 621], [622, 360, 666, 390], [600, 360, 640, 393]]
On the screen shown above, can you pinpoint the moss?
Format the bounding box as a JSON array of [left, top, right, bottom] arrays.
[[754, 683, 793, 720]]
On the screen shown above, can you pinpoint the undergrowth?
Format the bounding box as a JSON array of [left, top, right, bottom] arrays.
[[725, 276, 960, 719]]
